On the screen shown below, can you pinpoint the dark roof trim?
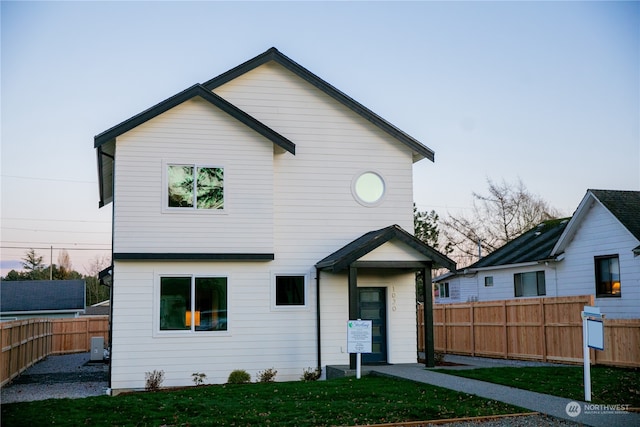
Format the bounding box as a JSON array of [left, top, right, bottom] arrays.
[[203, 47, 434, 162], [113, 253, 275, 261], [316, 224, 456, 273], [94, 84, 295, 155]]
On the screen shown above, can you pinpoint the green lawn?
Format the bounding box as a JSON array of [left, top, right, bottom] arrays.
[[2, 376, 525, 427], [431, 365, 640, 407]]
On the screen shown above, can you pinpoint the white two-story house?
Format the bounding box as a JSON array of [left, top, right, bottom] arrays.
[[95, 48, 455, 392]]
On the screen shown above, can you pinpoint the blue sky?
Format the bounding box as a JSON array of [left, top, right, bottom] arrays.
[[1, 1, 638, 274]]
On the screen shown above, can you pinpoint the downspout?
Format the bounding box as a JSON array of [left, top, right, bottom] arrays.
[[315, 267, 321, 374]]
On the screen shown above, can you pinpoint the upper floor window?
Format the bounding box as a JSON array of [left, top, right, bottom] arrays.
[[595, 255, 621, 297], [514, 271, 545, 297], [352, 171, 385, 206], [167, 164, 224, 209]]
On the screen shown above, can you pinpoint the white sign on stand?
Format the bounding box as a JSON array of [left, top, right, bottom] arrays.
[[582, 306, 605, 402], [347, 320, 372, 379]]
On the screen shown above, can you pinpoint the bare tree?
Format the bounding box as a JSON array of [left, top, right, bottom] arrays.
[[57, 249, 73, 279], [84, 254, 111, 306], [441, 178, 561, 267]]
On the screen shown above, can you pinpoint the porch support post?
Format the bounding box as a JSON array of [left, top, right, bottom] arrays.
[[422, 263, 435, 367], [348, 265, 358, 369]]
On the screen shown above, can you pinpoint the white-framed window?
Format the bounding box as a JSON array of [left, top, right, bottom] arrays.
[[166, 163, 224, 210], [351, 171, 386, 206], [159, 275, 228, 332], [437, 282, 450, 298], [272, 274, 308, 309], [514, 271, 545, 297]]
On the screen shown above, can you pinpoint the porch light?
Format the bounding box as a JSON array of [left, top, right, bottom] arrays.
[[186, 310, 201, 327]]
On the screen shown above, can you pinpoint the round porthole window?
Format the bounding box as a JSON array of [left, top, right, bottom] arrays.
[[353, 171, 385, 206]]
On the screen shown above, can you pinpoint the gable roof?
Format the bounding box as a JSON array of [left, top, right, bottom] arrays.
[[316, 224, 456, 273], [94, 84, 295, 208], [552, 189, 640, 255], [0, 280, 86, 314], [203, 47, 435, 163], [468, 218, 570, 270], [94, 84, 295, 153]]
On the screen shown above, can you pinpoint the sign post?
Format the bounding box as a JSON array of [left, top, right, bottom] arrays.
[[581, 306, 604, 402], [347, 320, 372, 379]]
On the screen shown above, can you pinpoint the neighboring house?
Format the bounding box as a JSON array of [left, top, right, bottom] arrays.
[[82, 300, 110, 317], [95, 47, 455, 392], [434, 189, 640, 319], [0, 280, 86, 320]]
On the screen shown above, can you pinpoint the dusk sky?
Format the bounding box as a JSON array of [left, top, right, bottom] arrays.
[[1, 1, 638, 275]]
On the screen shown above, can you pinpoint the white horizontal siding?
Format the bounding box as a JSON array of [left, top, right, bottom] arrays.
[[111, 261, 318, 390], [556, 202, 640, 318], [113, 98, 274, 254], [319, 270, 418, 367], [360, 240, 429, 262], [214, 62, 416, 274]]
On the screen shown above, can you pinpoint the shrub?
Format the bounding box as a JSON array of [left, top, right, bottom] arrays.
[[192, 372, 207, 386], [256, 368, 277, 383], [301, 367, 321, 381], [145, 370, 164, 391], [227, 369, 251, 384], [434, 351, 446, 365]]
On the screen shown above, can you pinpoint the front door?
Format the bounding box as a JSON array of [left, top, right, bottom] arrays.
[[358, 287, 387, 364]]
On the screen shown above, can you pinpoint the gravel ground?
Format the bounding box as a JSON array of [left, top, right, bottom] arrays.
[[1, 352, 108, 404]]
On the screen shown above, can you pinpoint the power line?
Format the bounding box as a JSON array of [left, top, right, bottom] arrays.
[[1, 246, 110, 251], [2, 217, 111, 224], [1, 175, 97, 184], [2, 227, 110, 234]]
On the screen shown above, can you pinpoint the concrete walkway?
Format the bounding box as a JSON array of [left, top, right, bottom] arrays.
[[369, 359, 640, 427]]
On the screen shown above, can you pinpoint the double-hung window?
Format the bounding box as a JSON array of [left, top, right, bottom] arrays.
[[160, 276, 227, 332], [514, 271, 546, 297], [167, 164, 224, 209], [595, 255, 621, 297]]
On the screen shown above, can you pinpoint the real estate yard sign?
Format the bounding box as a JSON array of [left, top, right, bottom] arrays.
[[347, 320, 372, 379]]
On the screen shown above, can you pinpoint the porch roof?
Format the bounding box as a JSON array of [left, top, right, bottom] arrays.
[[315, 224, 456, 273]]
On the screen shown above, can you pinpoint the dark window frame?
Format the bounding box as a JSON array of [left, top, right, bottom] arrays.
[[594, 255, 621, 298], [275, 275, 306, 306], [514, 271, 546, 297]]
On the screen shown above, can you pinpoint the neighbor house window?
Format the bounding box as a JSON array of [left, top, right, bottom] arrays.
[[514, 271, 545, 297], [595, 255, 621, 297], [167, 164, 224, 209], [160, 276, 227, 331], [484, 276, 494, 287], [275, 275, 306, 306], [439, 282, 450, 298]]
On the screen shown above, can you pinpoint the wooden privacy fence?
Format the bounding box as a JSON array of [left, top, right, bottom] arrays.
[[418, 295, 640, 368], [1, 316, 109, 387]]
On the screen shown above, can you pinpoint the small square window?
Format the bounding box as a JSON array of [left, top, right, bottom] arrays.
[[484, 276, 494, 287], [438, 282, 450, 298], [275, 276, 305, 306]]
